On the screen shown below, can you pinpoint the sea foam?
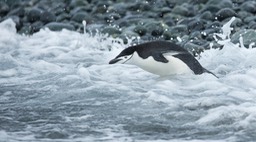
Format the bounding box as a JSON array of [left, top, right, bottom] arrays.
[[0, 17, 256, 142]]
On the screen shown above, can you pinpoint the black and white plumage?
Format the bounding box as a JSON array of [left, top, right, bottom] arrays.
[[109, 41, 217, 77]]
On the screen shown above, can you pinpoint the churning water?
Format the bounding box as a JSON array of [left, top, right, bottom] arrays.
[[0, 18, 256, 142]]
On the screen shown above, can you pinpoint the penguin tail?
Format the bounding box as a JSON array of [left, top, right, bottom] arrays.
[[203, 68, 219, 78]]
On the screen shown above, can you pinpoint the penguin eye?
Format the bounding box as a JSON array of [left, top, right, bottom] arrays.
[[124, 56, 128, 59]]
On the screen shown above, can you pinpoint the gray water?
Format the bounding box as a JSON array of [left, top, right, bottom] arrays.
[[1, 19, 256, 142]]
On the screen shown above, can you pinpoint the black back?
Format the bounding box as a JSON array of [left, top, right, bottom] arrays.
[[116, 41, 209, 75], [134, 41, 188, 60]]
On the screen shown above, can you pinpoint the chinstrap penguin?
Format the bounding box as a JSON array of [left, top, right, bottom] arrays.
[[109, 41, 217, 77]]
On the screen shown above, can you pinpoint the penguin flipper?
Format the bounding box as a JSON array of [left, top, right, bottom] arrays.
[[152, 53, 169, 63], [153, 51, 188, 63]]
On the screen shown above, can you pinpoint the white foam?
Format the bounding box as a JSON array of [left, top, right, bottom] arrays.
[[0, 18, 256, 141], [77, 66, 91, 81], [0, 68, 17, 77], [31, 60, 63, 73]]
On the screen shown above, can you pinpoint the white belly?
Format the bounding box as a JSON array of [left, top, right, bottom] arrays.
[[127, 52, 192, 76]]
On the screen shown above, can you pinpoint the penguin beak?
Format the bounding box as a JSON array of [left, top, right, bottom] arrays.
[[109, 55, 132, 64], [109, 58, 122, 64]]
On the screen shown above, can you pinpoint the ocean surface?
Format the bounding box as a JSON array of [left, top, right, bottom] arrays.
[[0, 18, 256, 142]]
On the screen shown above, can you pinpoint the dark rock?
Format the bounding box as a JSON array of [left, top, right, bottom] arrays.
[[184, 42, 205, 55], [192, 40, 209, 49], [31, 21, 44, 33], [146, 0, 168, 8], [171, 25, 188, 34], [244, 16, 256, 24], [118, 30, 139, 44], [201, 5, 220, 13], [134, 25, 147, 36], [151, 27, 164, 37], [240, 1, 256, 13], [93, 5, 108, 14], [36, 1, 52, 11], [203, 29, 218, 36], [206, 0, 233, 8], [231, 29, 256, 48], [201, 0, 233, 14], [101, 26, 122, 36], [27, 8, 43, 23], [248, 21, 256, 29], [146, 12, 158, 19], [91, 1, 112, 14], [200, 11, 214, 21], [114, 19, 129, 28], [190, 31, 203, 40], [116, 15, 143, 27], [162, 30, 172, 40], [7, 7, 25, 17], [170, 25, 188, 38], [44, 22, 75, 31], [205, 21, 222, 30], [43, 130, 69, 139], [163, 13, 183, 23], [203, 29, 218, 41], [216, 8, 237, 21], [160, 7, 172, 14], [189, 0, 208, 4], [145, 22, 166, 37], [4, 0, 21, 7], [166, 0, 187, 5], [71, 12, 93, 24], [121, 28, 138, 38], [177, 18, 192, 25], [104, 13, 121, 24], [56, 13, 70, 22], [40, 11, 56, 23], [93, 13, 106, 24], [0, 1, 10, 16], [181, 35, 190, 42], [237, 11, 253, 20], [187, 19, 205, 33], [127, 2, 151, 12], [71, 12, 88, 22], [8, 16, 22, 31], [163, 0, 175, 6], [18, 24, 32, 35], [230, 18, 243, 28], [70, 7, 89, 15], [172, 5, 189, 16], [110, 3, 127, 17], [232, 0, 245, 4], [69, 0, 89, 9], [204, 24, 221, 40], [69, 21, 83, 31], [139, 35, 154, 42], [164, 19, 175, 27], [48, 2, 70, 16]]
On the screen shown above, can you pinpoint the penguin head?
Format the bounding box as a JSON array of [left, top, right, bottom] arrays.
[[109, 46, 135, 64]]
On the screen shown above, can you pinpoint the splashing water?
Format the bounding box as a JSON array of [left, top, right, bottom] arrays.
[[0, 18, 256, 142], [82, 20, 87, 34], [213, 17, 237, 48]]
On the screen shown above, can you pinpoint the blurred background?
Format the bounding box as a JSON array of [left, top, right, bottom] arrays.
[[1, 0, 255, 50]]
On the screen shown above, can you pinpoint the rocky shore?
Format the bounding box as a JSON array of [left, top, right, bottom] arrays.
[[1, 0, 256, 51]]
